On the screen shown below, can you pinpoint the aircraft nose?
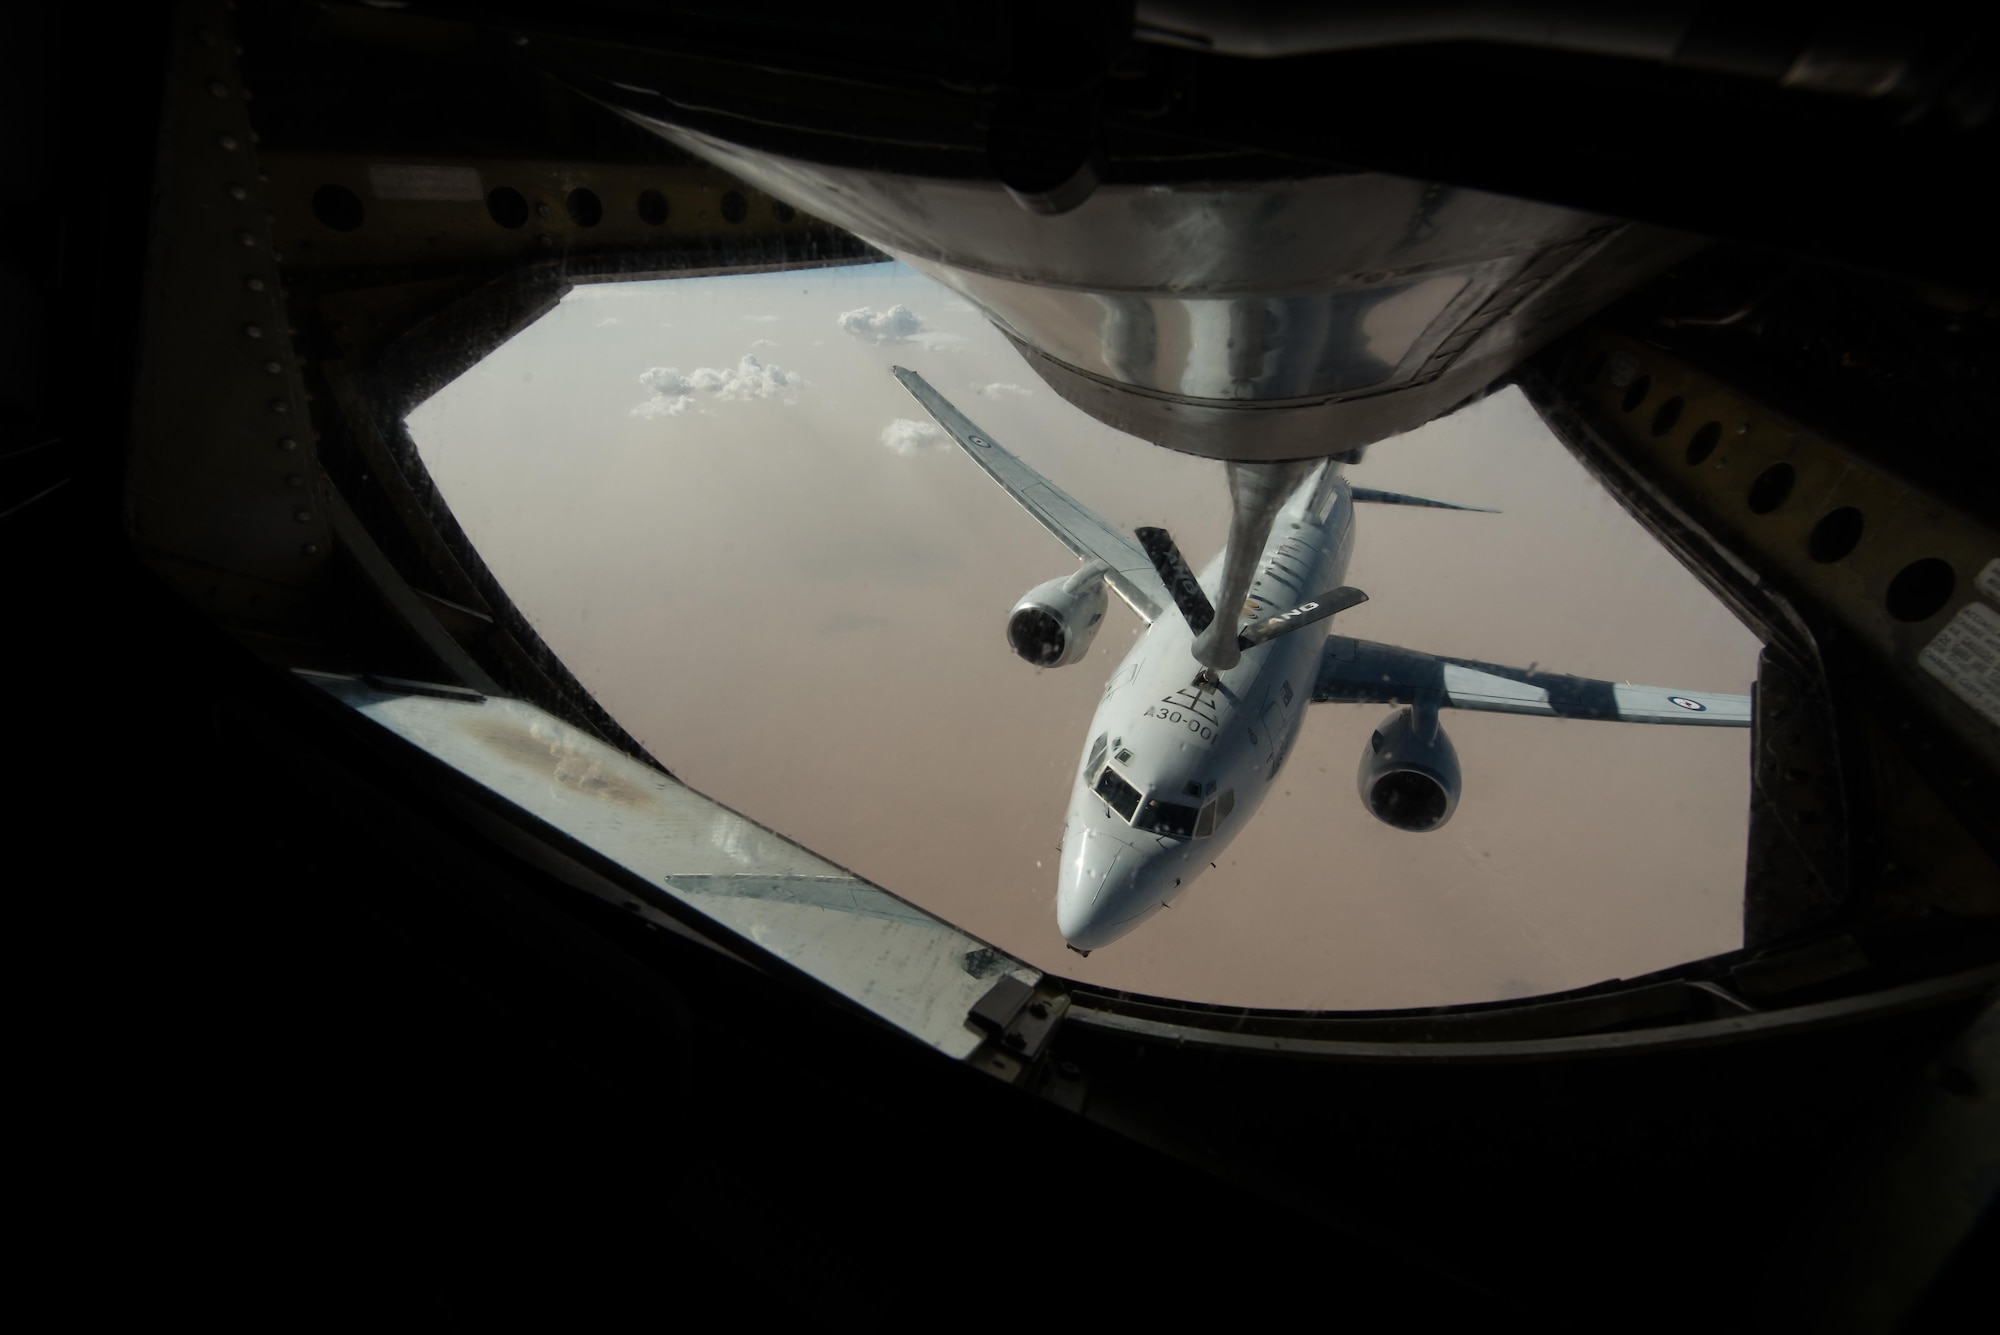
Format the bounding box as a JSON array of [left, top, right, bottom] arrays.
[[1057, 828, 1172, 951]]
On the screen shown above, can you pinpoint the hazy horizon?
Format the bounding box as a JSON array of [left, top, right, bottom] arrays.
[[409, 260, 1761, 1010]]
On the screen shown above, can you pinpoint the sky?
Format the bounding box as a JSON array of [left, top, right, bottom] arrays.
[[408, 260, 1762, 1010]]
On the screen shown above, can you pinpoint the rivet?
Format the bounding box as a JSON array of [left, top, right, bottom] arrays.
[[243, 323, 263, 339], [215, 132, 238, 150], [269, 399, 289, 414], [278, 437, 298, 451], [263, 360, 282, 374], [536, 201, 552, 217], [285, 474, 303, 487], [294, 509, 313, 523], [207, 79, 229, 98], [301, 543, 319, 556], [226, 183, 247, 200], [244, 276, 265, 291], [235, 229, 256, 247]]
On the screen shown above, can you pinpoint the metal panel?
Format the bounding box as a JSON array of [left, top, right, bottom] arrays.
[[126, 1, 331, 636]]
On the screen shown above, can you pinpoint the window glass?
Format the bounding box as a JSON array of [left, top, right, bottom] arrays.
[[1194, 802, 1217, 838], [300, 673, 1036, 1058], [408, 260, 1758, 1010], [1135, 797, 1200, 839], [1094, 766, 1143, 821]]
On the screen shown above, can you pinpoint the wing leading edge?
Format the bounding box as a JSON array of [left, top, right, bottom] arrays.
[[893, 367, 1167, 623], [1314, 635, 1752, 726]]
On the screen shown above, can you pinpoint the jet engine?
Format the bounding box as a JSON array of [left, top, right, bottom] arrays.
[[1358, 707, 1462, 832], [1007, 571, 1108, 668]]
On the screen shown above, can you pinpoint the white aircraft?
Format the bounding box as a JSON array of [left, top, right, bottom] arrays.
[[894, 369, 1752, 954]]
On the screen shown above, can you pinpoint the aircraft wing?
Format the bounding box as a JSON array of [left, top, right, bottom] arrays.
[[893, 367, 1168, 623], [1312, 634, 1752, 726]]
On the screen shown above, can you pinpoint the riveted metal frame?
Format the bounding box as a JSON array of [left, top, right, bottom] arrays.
[[1567, 331, 2000, 783], [1522, 328, 2000, 945], [129, 0, 877, 757], [266, 153, 821, 274], [127, 1, 332, 654]]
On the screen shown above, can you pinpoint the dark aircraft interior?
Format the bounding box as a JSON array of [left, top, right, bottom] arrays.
[[10, 2, 1995, 1325]]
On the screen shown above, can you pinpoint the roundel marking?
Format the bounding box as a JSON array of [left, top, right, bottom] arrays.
[[1667, 696, 1707, 712], [968, 434, 990, 447]]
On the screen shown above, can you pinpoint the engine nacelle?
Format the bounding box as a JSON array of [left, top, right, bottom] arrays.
[[1007, 572, 1108, 668], [1357, 707, 1462, 832]]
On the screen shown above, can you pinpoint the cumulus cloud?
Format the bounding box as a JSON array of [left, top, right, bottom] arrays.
[[631, 354, 804, 418], [839, 304, 923, 343], [880, 418, 949, 455], [837, 304, 963, 349], [744, 314, 781, 323], [973, 382, 1031, 398], [750, 338, 780, 349]]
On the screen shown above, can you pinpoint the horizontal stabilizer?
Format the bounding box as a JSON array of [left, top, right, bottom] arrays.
[[1238, 587, 1369, 649], [1350, 487, 1499, 514]]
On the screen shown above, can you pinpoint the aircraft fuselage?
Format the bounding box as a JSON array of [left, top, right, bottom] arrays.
[[1058, 465, 1356, 950]]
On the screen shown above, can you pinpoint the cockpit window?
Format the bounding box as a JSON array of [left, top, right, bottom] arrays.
[[1135, 796, 1200, 839], [1218, 789, 1236, 821], [1193, 801, 1217, 838], [1094, 766, 1142, 821], [1085, 732, 1109, 780]]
